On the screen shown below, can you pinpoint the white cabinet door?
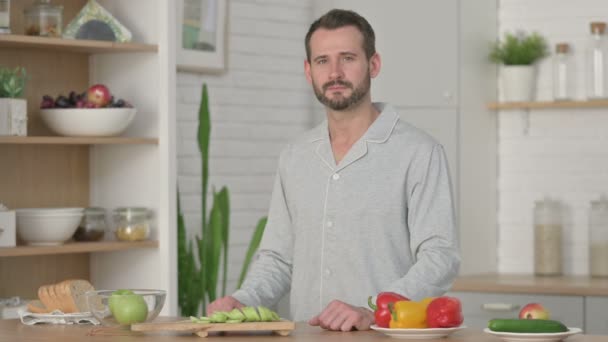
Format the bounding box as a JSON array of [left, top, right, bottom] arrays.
[[585, 296, 608, 334], [448, 292, 584, 330], [313, 0, 458, 107]]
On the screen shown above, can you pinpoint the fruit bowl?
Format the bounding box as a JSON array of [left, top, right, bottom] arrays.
[[86, 289, 166, 326], [40, 107, 136, 137]]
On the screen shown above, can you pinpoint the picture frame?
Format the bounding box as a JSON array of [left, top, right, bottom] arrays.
[[177, 0, 227, 73]]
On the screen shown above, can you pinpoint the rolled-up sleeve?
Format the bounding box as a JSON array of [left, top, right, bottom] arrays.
[[232, 147, 294, 307], [386, 144, 460, 299]]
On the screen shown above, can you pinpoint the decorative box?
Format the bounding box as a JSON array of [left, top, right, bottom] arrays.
[[63, 0, 132, 42], [0, 209, 16, 247], [0, 98, 27, 136]]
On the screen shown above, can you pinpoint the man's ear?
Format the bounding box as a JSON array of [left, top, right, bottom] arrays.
[[304, 59, 313, 84], [369, 53, 381, 78]]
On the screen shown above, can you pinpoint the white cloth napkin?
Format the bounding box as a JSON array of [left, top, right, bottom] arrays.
[[19, 309, 100, 325]]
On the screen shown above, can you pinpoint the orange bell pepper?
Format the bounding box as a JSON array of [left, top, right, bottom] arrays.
[[389, 300, 427, 329]]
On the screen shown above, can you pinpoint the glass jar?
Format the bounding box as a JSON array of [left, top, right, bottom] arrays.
[[589, 197, 608, 277], [73, 207, 107, 242], [113, 207, 150, 241], [24, 0, 63, 37], [585, 22, 608, 99], [0, 0, 10, 34], [553, 43, 573, 101], [534, 198, 563, 276]]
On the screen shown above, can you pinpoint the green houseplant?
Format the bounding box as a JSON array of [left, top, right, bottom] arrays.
[[177, 84, 267, 316], [490, 31, 548, 102], [0, 66, 28, 136]]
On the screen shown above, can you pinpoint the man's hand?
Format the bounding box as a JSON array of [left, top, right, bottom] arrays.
[[308, 300, 375, 331], [206, 296, 244, 316]]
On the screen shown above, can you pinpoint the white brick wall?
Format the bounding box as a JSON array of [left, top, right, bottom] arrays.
[[177, 0, 314, 293], [498, 0, 608, 275]]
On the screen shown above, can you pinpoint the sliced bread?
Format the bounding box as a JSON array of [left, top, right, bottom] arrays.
[[27, 299, 48, 314], [63, 279, 95, 313]]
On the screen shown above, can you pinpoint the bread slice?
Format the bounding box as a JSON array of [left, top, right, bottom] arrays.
[[27, 299, 49, 314], [63, 279, 95, 313]]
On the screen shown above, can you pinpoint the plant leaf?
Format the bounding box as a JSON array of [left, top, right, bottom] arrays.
[[237, 217, 267, 289]]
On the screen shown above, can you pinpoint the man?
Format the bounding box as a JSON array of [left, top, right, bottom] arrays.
[[207, 9, 460, 331]]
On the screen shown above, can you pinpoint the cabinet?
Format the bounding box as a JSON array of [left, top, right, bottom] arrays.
[[312, 0, 499, 275], [448, 291, 584, 330], [450, 290, 608, 335], [0, 0, 177, 315]]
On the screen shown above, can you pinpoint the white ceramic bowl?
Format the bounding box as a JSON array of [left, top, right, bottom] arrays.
[[40, 108, 136, 137], [16, 208, 84, 245]]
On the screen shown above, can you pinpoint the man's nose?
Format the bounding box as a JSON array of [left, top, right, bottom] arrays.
[[329, 61, 344, 80]]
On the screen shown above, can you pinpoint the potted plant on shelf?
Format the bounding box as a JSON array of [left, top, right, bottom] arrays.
[[0, 66, 28, 136], [490, 31, 548, 102]]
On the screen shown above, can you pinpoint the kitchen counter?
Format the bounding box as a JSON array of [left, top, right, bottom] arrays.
[[452, 274, 608, 296], [0, 320, 605, 341]]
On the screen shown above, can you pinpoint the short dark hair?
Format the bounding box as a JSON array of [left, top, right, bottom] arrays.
[[305, 9, 376, 62]]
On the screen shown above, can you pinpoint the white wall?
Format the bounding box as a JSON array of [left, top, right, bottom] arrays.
[[176, 0, 314, 294], [497, 0, 608, 275]]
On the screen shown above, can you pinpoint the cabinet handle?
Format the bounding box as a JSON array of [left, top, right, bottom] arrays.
[[481, 303, 520, 312]]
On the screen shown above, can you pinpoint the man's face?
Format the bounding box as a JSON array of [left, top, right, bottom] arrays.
[[305, 26, 380, 111]]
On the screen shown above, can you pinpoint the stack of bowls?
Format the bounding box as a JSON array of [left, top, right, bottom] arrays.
[[16, 208, 84, 246]]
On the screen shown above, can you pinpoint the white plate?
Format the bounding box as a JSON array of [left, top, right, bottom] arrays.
[[370, 325, 465, 339], [483, 327, 582, 342]]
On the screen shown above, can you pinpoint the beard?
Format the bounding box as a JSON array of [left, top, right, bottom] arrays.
[[312, 73, 370, 111]]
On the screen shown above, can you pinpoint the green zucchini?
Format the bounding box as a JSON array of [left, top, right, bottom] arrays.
[[488, 319, 568, 333]]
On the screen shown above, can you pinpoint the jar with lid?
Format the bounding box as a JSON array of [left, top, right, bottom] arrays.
[[553, 43, 573, 101], [112, 207, 150, 241], [534, 197, 563, 276], [24, 0, 63, 37], [0, 0, 10, 34], [589, 196, 608, 277], [73, 207, 107, 242], [585, 22, 608, 99]]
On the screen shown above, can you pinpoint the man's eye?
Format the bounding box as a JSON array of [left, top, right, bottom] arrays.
[[316, 59, 327, 65], [343, 56, 354, 61]]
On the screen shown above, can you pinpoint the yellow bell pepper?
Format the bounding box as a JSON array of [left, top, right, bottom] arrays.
[[389, 300, 427, 329]]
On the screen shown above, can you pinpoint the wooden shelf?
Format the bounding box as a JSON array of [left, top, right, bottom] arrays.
[[0, 34, 157, 54], [0, 240, 159, 257], [488, 99, 608, 110], [0, 136, 158, 145]]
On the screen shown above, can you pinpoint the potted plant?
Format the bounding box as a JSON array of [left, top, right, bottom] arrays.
[[490, 31, 548, 102], [0, 66, 28, 136]]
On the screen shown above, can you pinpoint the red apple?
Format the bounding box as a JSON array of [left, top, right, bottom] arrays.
[[519, 303, 550, 319], [87, 84, 112, 107]]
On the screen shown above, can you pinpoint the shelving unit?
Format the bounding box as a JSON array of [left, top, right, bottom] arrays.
[[0, 0, 176, 315], [0, 136, 158, 145], [0, 241, 159, 257], [487, 99, 608, 110], [488, 100, 608, 134]]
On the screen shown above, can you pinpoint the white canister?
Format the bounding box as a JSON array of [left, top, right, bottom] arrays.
[[589, 197, 608, 277], [0, 98, 27, 136], [0, 209, 16, 247]]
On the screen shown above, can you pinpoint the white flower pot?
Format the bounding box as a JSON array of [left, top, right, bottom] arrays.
[[0, 98, 27, 136], [501, 65, 536, 102]]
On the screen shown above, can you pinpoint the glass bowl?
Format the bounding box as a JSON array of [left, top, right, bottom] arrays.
[[85, 289, 166, 326]]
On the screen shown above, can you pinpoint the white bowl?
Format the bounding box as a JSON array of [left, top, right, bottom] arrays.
[[16, 210, 84, 246], [40, 108, 136, 137]]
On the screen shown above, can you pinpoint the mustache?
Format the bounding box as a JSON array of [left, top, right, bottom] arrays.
[[323, 80, 353, 91]]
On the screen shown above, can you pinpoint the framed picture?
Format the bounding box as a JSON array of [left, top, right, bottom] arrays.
[[177, 0, 227, 73]]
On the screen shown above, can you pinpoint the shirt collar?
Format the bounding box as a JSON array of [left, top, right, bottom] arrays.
[[307, 102, 399, 143]]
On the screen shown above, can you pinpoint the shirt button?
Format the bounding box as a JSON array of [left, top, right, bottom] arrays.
[[332, 173, 340, 180], [326, 221, 333, 228], [324, 269, 332, 276]]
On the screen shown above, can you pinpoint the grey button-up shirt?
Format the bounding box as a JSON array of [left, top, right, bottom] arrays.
[[232, 103, 460, 321]]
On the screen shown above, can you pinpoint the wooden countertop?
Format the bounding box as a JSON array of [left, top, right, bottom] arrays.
[[452, 274, 608, 296], [0, 319, 605, 341]]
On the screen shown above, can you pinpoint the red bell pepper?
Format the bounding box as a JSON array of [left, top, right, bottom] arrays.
[[368, 292, 409, 328], [426, 296, 464, 328]]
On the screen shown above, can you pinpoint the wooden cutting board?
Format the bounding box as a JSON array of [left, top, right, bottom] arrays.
[[131, 320, 296, 337]]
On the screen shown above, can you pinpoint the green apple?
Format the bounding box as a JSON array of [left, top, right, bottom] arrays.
[[108, 289, 148, 325]]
